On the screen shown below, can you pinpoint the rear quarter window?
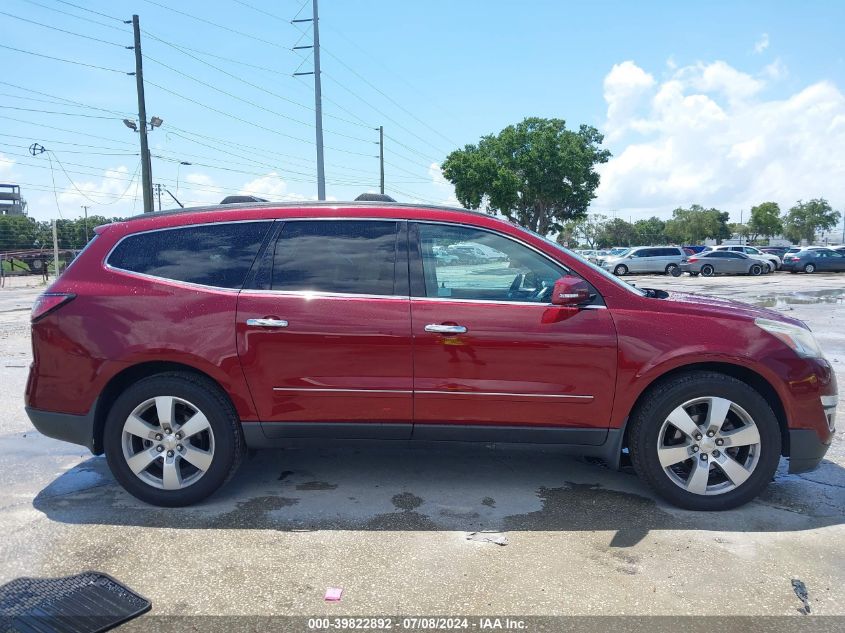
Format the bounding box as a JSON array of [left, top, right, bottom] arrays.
[[107, 221, 271, 289]]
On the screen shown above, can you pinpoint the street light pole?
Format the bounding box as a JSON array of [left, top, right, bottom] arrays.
[[81, 205, 89, 242]]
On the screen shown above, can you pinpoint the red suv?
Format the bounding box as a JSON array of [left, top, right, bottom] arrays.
[[25, 203, 837, 509]]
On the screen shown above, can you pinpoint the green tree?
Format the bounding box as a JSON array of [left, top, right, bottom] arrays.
[[442, 117, 611, 234], [664, 205, 730, 244], [559, 214, 607, 249], [632, 217, 667, 245], [0, 216, 49, 251], [783, 198, 841, 244], [747, 202, 782, 241], [597, 218, 635, 247]]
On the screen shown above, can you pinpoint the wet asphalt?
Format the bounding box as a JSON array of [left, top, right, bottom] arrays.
[[0, 274, 843, 617]]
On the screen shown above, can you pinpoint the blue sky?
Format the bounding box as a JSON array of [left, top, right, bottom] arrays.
[[1, 0, 844, 227]]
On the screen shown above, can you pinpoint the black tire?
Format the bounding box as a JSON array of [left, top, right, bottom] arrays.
[[614, 264, 628, 276], [689, 271, 699, 277], [103, 372, 245, 507], [628, 371, 781, 510], [700, 264, 715, 277], [750, 264, 763, 276], [803, 263, 816, 274], [666, 263, 681, 276]]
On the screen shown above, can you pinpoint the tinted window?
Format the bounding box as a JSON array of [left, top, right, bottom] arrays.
[[416, 223, 568, 302], [108, 222, 270, 288], [271, 220, 399, 295]]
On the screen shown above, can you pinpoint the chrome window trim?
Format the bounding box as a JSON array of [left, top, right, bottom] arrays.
[[416, 390, 593, 400], [271, 387, 593, 400], [103, 219, 275, 291], [273, 387, 412, 394], [242, 288, 410, 300]]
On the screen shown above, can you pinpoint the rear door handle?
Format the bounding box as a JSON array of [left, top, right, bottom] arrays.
[[425, 324, 467, 334], [246, 318, 289, 328]]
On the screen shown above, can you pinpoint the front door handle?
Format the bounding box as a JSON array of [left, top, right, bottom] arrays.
[[246, 318, 289, 328], [425, 324, 467, 334]]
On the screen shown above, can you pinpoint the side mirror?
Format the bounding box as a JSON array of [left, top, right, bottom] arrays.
[[551, 277, 591, 307]]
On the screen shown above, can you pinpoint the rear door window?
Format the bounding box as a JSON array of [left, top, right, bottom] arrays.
[[107, 221, 271, 289], [270, 220, 401, 296]]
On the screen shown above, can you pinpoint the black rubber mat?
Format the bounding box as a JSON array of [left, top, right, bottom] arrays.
[[0, 571, 151, 633]]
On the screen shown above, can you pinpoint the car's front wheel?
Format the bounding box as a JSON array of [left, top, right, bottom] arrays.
[[628, 371, 781, 510], [104, 372, 245, 507], [614, 264, 628, 276]]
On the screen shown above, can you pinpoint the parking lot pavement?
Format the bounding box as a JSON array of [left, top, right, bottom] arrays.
[[0, 273, 843, 617]]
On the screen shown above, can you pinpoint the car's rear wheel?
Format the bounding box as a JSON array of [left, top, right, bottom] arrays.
[[665, 263, 680, 276], [104, 372, 245, 507], [804, 263, 816, 274], [628, 371, 781, 510], [700, 264, 715, 277], [750, 264, 763, 276], [614, 264, 628, 276]]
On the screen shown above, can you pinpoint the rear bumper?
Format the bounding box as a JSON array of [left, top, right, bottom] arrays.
[[788, 428, 833, 473], [25, 406, 97, 453]]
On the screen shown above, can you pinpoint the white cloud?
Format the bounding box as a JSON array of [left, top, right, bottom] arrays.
[[428, 162, 459, 206], [754, 33, 770, 54], [603, 61, 656, 139], [0, 153, 14, 173], [594, 60, 845, 220]]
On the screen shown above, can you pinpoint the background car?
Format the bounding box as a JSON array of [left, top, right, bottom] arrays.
[[760, 246, 791, 258], [714, 245, 780, 271], [782, 248, 845, 273], [601, 246, 687, 276], [681, 251, 767, 276]]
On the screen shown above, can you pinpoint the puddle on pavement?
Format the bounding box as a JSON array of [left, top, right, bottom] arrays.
[[754, 288, 845, 308]]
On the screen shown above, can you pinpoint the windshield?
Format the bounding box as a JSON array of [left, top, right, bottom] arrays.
[[521, 228, 647, 297], [610, 247, 630, 256]]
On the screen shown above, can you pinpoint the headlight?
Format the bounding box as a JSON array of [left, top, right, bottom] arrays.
[[755, 318, 824, 358]]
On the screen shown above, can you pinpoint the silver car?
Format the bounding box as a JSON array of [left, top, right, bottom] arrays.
[[602, 246, 687, 276], [713, 245, 780, 271], [681, 251, 767, 276]]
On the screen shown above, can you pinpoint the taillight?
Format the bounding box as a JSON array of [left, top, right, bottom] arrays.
[[688, 257, 699, 262], [31, 293, 75, 322]]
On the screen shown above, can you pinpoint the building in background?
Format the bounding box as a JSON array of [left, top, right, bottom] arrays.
[[0, 184, 25, 216]]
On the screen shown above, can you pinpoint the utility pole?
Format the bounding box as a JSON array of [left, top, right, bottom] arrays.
[[378, 125, 384, 194], [131, 15, 154, 213], [154, 183, 162, 211], [80, 205, 89, 242], [51, 219, 59, 277], [293, 0, 325, 200]]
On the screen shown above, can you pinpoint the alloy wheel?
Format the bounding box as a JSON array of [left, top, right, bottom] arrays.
[[656, 396, 761, 496], [701, 265, 714, 277], [121, 396, 215, 490], [804, 263, 815, 273]]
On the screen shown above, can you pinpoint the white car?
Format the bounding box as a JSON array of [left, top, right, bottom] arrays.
[[713, 245, 780, 271]]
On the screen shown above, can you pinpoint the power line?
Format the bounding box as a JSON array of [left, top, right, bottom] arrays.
[[143, 79, 376, 157], [0, 105, 120, 120], [140, 0, 288, 50], [142, 29, 371, 130], [0, 141, 136, 157], [0, 44, 129, 74], [0, 132, 132, 152], [0, 115, 137, 146], [53, 0, 124, 22], [0, 10, 129, 47], [20, 0, 129, 34], [0, 81, 135, 117]]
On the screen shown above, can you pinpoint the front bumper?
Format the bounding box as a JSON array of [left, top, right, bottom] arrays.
[[26, 406, 97, 453], [788, 428, 833, 473]]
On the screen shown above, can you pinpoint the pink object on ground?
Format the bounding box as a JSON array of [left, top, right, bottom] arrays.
[[324, 587, 343, 602]]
